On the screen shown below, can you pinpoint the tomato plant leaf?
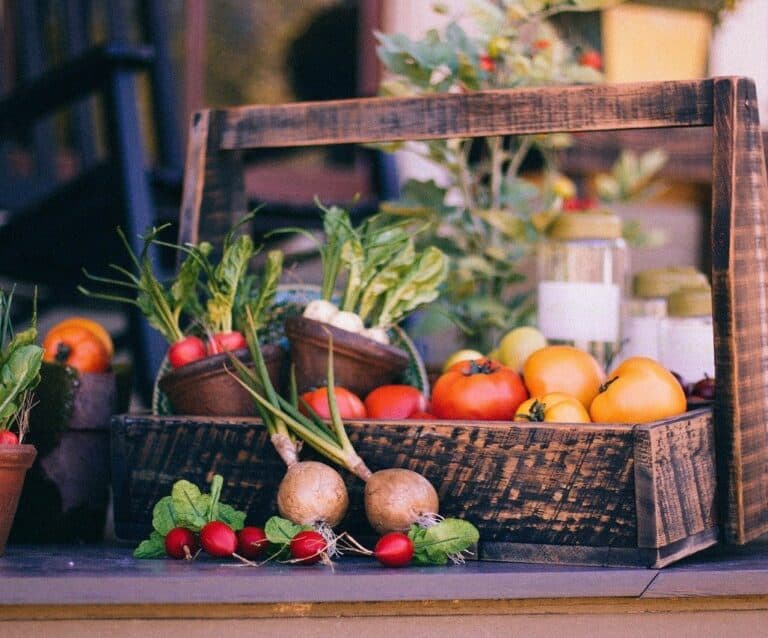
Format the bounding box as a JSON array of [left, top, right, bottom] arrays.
[[133, 530, 167, 559]]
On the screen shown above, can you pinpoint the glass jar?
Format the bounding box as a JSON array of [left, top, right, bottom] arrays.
[[658, 285, 715, 385], [617, 266, 709, 364], [536, 211, 628, 369]]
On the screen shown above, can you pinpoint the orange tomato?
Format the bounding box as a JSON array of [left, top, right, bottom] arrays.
[[589, 356, 687, 424], [42, 325, 111, 373], [522, 345, 606, 409], [47, 317, 114, 358], [515, 392, 591, 423]]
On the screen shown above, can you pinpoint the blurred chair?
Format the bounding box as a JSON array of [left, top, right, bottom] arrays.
[[0, 0, 183, 400]]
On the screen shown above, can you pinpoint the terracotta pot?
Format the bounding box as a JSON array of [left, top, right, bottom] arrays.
[[285, 316, 410, 398], [0, 444, 36, 555], [158, 344, 284, 416], [9, 363, 128, 544]]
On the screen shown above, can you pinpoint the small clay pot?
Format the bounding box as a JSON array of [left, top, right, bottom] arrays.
[[285, 316, 410, 398], [158, 344, 284, 416], [0, 444, 36, 555]]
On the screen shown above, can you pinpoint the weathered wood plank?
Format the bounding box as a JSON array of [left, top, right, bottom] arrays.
[[214, 80, 714, 150], [634, 410, 717, 549], [711, 77, 768, 544], [178, 110, 247, 255], [111, 412, 715, 566], [561, 129, 768, 183]]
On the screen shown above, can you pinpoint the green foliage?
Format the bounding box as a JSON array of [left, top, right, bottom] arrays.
[[408, 517, 480, 566], [0, 289, 43, 433], [374, 0, 672, 351], [133, 474, 247, 559]]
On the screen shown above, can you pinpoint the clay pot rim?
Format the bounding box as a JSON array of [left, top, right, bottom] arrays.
[[0, 443, 37, 468], [158, 343, 282, 386], [284, 316, 410, 371]]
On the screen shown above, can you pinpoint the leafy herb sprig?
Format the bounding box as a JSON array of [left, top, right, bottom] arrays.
[[134, 474, 247, 559], [79, 225, 204, 345], [0, 288, 44, 436]]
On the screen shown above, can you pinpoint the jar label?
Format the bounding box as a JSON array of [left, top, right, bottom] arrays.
[[537, 281, 621, 342]]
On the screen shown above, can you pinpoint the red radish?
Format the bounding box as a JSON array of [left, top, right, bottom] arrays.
[[237, 526, 268, 559], [200, 521, 238, 558], [208, 331, 247, 355], [164, 527, 198, 560], [290, 530, 327, 565], [374, 532, 414, 567], [168, 336, 207, 368], [0, 430, 19, 445]]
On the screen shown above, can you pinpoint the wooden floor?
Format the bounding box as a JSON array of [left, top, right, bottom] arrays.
[[2, 540, 768, 636]]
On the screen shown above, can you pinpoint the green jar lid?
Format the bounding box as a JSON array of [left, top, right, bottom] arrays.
[[633, 266, 709, 299], [547, 211, 622, 240], [667, 284, 712, 317]]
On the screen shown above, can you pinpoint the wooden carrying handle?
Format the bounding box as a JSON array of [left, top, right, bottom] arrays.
[[179, 77, 768, 544], [711, 77, 768, 543]]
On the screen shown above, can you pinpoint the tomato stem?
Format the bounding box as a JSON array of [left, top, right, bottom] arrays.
[[599, 376, 619, 394], [54, 342, 71, 364]]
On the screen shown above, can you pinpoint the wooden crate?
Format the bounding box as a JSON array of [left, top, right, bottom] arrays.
[[150, 76, 768, 557], [112, 408, 717, 568]]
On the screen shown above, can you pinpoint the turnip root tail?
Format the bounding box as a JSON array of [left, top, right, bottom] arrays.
[[364, 468, 439, 535], [277, 461, 349, 528]]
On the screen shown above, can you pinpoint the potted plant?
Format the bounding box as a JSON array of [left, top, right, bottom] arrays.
[[0, 288, 44, 555], [278, 201, 447, 397], [80, 215, 285, 416], [373, 0, 667, 357]]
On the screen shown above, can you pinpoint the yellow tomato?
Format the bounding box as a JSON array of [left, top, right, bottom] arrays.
[[442, 349, 484, 372], [515, 392, 591, 423], [497, 326, 547, 372], [589, 356, 687, 424], [522, 345, 606, 409]]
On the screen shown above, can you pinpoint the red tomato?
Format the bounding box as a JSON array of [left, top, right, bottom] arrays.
[[409, 410, 436, 420], [579, 49, 603, 70], [479, 54, 495, 72], [364, 385, 428, 419], [207, 331, 247, 355], [168, 336, 207, 368], [300, 387, 367, 420], [0, 430, 19, 445], [431, 358, 528, 421]]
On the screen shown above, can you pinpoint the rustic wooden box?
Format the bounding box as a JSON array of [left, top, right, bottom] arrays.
[[112, 408, 716, 568], [112, 76, 768, 565]]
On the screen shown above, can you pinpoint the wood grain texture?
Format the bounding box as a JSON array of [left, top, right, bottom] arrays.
[[561, 129, 768, 184], [711, 77, 768, 544], [212, 80, 714, 150], [634, 411, 717, 549], [111, 411, 716, 566]]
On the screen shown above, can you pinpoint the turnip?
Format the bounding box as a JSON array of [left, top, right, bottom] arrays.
[[237, 526, 268, 560], [328, 310, 364, 334], [362, 327, 390, 345], [164, 527, 198, 560], [303, 299, 339, 324], [200, 521, 238, 558], [364, 468, 440, 535], [277, 461, 349, 527]]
